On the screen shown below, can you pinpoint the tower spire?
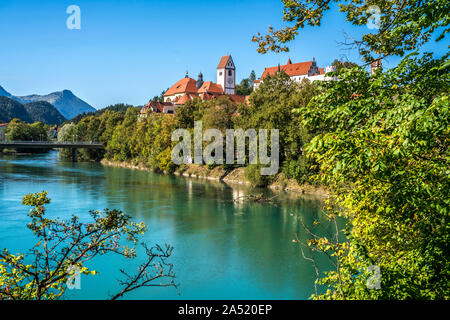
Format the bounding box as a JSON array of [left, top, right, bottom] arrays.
[[196, 71, 204, 89]]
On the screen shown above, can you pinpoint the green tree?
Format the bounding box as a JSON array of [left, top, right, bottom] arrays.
[[4, 119, 47, 142], [236, 70, 257, 95], [253, 0, 449, 62], [255, 0, 449, 300], [202, 96, 238, 131], [297, 53, 449, 299], [0, 192, 177, 300], [2, 119, 49, 153], [175, 98, 204, 129], [58, 110, 125, 161], [237, 72, 317, 182], [331, 59, 359, 72]]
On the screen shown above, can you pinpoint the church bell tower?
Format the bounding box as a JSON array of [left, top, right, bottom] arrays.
[[217, 55, 235, 95]]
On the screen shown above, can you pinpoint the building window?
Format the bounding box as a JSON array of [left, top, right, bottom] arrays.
[[228, 70, 232, 76], [219, 72, 223, 76]]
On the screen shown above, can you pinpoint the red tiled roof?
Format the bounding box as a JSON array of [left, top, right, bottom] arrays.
[[175, 93, 200, 105], [164, 77, 198, 96], [198, 81, 224, 94], [199, 92, 220, 100], [176, 93, 191, 105], [141, 101, 174, 113], [261, 61, 314, 79], [217, 55, 231, 69], [227, 94, 246, 104], [319, 68, 324, 75]]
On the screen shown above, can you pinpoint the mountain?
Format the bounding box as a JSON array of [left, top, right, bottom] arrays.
[[18, 90, 96, 120], [0, 96, 32, 123], [0, 85, 12, 98], [0, 85, 96, 120], [0, 96, 66, 125], [23, 101, 67, 125]]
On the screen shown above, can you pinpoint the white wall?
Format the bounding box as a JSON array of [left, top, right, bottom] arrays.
[[217, 68, 225, 91], [164, 93, 184, 102]]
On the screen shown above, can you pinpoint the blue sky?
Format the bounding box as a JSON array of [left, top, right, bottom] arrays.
[[0, 0, 447, 109]]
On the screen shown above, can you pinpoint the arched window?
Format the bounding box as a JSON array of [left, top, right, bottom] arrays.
[[228, 70, 232, 76]]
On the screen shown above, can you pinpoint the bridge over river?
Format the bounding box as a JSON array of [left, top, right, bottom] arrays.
[[0, 141, 104, 162]]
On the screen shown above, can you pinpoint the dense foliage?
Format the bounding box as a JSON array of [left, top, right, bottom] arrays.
[[237, 73, 316, 183], [0, 96, 66, 125], [23, 101, 66, 125], [235, 70, 257, 96], [107, 108, 177, 173], [67, 103, 136, 125], [255, 0, 450, 300], [58, 109, 125, 161], [2, 119, 48, 141], [1, 119, 49, 153], [297, 52, 449, 299], [61, 80, 317, 186], [0, 96, 32, 123]]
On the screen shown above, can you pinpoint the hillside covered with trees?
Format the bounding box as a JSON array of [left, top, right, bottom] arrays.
[[0, 96, 66, 125], [0, 96, 32, 123]]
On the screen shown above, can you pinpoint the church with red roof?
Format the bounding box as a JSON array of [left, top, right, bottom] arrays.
[[162, 55, 246, 106], [253, 58, 336, 89], [141, 55, 247, 116]]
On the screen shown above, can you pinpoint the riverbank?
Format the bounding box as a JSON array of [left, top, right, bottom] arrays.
[[100, 159, 328, 198], [1, 151, 329, 299]]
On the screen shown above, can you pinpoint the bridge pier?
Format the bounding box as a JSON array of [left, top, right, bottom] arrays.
[[72, 148, 78, 162]]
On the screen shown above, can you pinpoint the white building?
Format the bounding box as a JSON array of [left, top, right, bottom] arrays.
[[216, 55, 236, 95], [253, 58, 336, 89]]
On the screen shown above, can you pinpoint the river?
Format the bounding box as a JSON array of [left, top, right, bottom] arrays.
[[0, 151, 334, 300]]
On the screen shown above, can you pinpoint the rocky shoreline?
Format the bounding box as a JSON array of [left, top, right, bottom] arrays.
[[100, 159, 328, 198]]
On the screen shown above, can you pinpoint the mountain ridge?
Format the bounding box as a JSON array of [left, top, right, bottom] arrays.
[[0, 85, 96, 120], [0, 96, 32, 123], [0, 96, 66, 125]]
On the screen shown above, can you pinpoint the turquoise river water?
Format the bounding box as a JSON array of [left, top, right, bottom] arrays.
[[0, 151, 334, 300]]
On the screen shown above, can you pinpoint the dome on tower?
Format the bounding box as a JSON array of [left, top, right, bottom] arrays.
[[196, 72, 204, 89]]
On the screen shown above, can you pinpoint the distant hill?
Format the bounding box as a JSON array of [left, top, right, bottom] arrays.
[[23, 101, 67, 125], [0, 85, 96, 120], [69, 103, 137, 124], [0, 96, 32, 123], [18, 90, 96, 120], [0, 96, 66, 125]]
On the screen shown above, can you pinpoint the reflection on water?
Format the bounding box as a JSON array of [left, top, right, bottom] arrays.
[[0, 151, 333, 300]]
